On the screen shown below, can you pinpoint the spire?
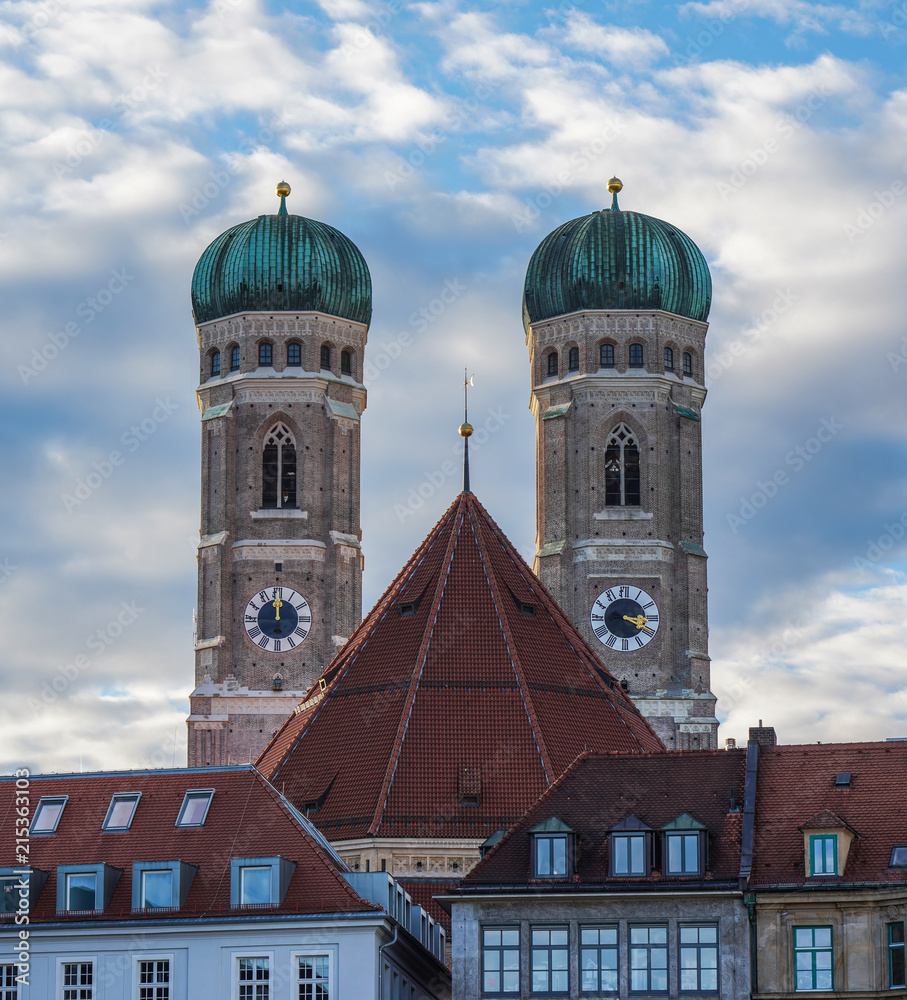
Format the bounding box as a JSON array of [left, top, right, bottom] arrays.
[[607, 175, 623, 211], [276, 179, 290, 216], [459, 370, 474, 493]]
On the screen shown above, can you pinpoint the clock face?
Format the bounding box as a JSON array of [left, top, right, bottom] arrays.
[[243, 586, 311, 653], [591, 586, 659, 651]]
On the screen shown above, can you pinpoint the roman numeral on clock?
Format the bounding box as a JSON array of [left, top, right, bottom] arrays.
[[634, 636, 643, 647], [594, 625, 608, 638], [248, 627, 261, 639], [245, 615, 257, 622], [273, 640, 281, 652], [605, 635, 617, 648], [294, 627, 309, 639], [258, 636, 269, 648], [258, 591, 268, 602], [621, 639, 629, 651], [591, 614, 604, 622], [619, 586, 629, 598]]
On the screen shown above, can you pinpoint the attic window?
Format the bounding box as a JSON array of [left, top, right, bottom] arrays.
[[530, 817, 575, 877], [834, 772, 852, 788], [176, 789, 214, 828], [461, 794, 480, 808], [301, 800, 320, 816], [102, 792, 141, 831], [519, 602, 536, 617], [399, 603, 415, 617], [31, 796, 68, 835], [890, 846, 907, 868]]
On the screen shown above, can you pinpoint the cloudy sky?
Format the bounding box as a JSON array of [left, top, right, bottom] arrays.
[[1, 0, 906, 774]]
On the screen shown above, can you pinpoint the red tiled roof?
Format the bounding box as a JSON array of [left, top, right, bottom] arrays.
[[0, 767, 375, 922], [459, 749, 747, 887], [258, 493, 662, 840], [749, 741, 907, 887]]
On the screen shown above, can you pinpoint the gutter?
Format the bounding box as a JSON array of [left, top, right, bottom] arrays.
[[378, 921, 400, 999]]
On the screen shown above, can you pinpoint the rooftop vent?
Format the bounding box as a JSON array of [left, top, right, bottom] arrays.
[[399, 602, 416, 617], [519, 601, 536, 617], [834, 772, 852, 788]]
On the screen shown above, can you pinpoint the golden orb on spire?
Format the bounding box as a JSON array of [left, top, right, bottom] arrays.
[[459, 422, 474, 438], [607, 176, 623, 194], [276, 180, 291, 198]]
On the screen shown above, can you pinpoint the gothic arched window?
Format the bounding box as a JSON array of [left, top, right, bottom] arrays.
[[664, 347, 674, 371], [259, 342, 273, 367], [604, 423, 641, 506], [547, 351, 558, 378], [230, 345, 240, 372], [287, 342, 301, 367], [320, 344, 331, 370], [568, 347, 579, 372], [262, 423, 297, 509], [683, 351, 693, 377], [600, 343, 615, 368], [210, 350, 221, 378], [629, 343, 644, 368], [341, 349, 353, 376]]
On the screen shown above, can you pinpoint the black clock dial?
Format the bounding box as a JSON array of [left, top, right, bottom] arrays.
[[590, 586, 659, 651], [244, 586, 311, 653]]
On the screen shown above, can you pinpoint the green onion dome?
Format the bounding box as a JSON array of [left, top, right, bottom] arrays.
[[191, 183, 372, 327], [522, 179, 711, 329]]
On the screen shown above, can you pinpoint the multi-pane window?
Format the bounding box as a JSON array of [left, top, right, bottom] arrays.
[[239, 866, 272, 906], [287, 342, 301, 367], [238, 957, 269, 1000], [102, 792, 140, 831], [794, 927, 833, 991], [604, 424, 641, 507], [679, 924, 718, 991], [531, 926, 569, 994], [62, 962, 93, 1000], [141, 869, 173, 909], [31, 796, 67, 834], [568, 347, 579, 371], [810, 835, 837, 875], [600, 343, 615, 367], [1, 964, 17, 1000], [534, 835, 567, 877], [890, 923, 905, 988], [66, 873, 97, 911], [341, 350, 353, 376], [547, 352, 558, 377], [138, 960, 170, 1000], [259, 343, 273, 366], [262, 423, 297, 509], [628, 343, 644, 367], [320, 344, 331, 369], [665, 832, 701, 875], [482, 926, 520, 994], [211, 350, 221, 378], [176, 789, 213, 827], [664, 347, 674, 370], [612, 833, 647, 875], [682, 351, 693, 377], [580, 925, 618, 993], [230, 345, 240, 372], [298, 956, 330, 999], [0, 878, 18, 914], [630, 926, 668, 992]]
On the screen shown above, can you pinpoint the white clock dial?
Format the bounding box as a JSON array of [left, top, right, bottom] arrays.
[[590, 585, 659, 652], [243, 586, 311, 653]]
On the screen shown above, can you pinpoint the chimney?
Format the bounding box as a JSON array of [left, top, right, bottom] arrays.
[[725, 738, 737, 750], [748, 720, 777, 747]]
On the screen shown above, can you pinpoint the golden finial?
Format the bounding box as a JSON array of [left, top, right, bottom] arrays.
[[607, 176, 623, 193], [459, 422, 473, 437], [276, 180, 291, 198]]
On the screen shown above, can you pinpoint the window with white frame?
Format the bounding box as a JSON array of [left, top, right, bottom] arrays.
[[482, 925, 520, 995], [62, 961, 93, 1000], [239, 866, 272, 906], [580, 925, 618, 993], [175, 789, 213, 827], [140, 870, 172, 909], [679, 924, 718, 991], [138, 959, 170, 1000], [629, 925, 668, 992], [238, 957, 269, 1000], [31, 796, 67, 834], [298, 956, 330, 999], [102, 792, 141, 831], [793, 927, 833, 991], [531, 925, 569, 994], [1, 964, 17, 1000]]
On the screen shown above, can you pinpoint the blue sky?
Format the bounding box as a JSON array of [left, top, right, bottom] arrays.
[[1, 0, 906, 772]]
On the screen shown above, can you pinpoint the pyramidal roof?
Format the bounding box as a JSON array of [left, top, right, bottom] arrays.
[[258, 491, 662, 840]]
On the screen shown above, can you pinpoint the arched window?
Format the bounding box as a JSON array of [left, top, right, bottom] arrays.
[[259, 342, 273, 367], [683, 351, 693, 377], [320, 344, 331, 369], [341, 349, 353, 376], [547, 351, 558, 378], [230, 345, 240, 372], [568, 347, 579, 372], [664, 347, 674, 371], [287, 342, 301, 367], [604, 423, 641, 506], [629, 343, 644, 368], [600, 343, 615, 368], [262, 423, 297, 509], [210, 350, 221, 378]]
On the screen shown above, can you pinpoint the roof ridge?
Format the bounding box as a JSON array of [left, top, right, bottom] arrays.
[[368, 495, 467, 833], [467, 496, 554, 782]]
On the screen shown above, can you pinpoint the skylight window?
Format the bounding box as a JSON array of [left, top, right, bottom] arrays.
[[31, 796, 67, 835], [175, 789, 214, 827], [834, 772, 852, 788], [102, 792, 141, 831], [890, 846, 907, 868]]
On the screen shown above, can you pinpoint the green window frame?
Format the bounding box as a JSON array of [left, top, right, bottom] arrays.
[[531, 925, 569, 994], [890, 922, 905, 989], [580, 925, 618, 993], [482, 925, 520, 995], [794, 927, 833, 991], [809, 835, 837, 875]]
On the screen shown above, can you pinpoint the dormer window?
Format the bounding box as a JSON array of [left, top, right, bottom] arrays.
[[531, 818, 574, 877], [800, 810, 855, 879], [810, 835, 837, 876], [662, 813, 705, 876], [890, 846, 907, 868], [610, 815, 651, 876]]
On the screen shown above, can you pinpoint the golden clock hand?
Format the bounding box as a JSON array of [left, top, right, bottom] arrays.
[[622, 614, 649, 630], [272, 596, 283, 621]]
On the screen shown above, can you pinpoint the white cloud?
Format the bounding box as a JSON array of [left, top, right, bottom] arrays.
[[680, 0, 878, 38], [561, 13, 669, 66]]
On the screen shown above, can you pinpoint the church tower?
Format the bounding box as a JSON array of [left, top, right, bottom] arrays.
[[187, 183, 370, 766], [523, 179, 719, 750]]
